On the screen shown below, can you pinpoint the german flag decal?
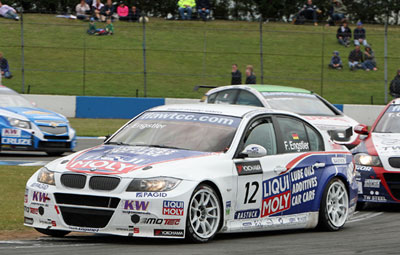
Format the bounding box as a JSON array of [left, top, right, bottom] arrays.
[[292, 133, 299, 140]]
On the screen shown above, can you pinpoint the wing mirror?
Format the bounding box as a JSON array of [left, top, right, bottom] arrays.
[[240, 144, 267, 158], [354, 124, 369, 135]]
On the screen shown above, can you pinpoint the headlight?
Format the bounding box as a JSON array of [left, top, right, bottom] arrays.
[[7, 117, 31, 129], [37, 167, 55, 185], [354, 153, 382, 167], [126, 177, 181, 192]]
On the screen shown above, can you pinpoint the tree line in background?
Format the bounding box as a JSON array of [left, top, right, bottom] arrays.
[[3, 0, 400, 24]]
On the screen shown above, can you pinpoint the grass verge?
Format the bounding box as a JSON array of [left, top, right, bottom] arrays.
[[69, 118, 129, 137]]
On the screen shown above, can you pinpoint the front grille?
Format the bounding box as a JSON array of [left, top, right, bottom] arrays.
[[383, 173, 400, 200], [38, 125, 68, 135], [61, 174, 86, 189], [89, 176, 120, 191], [54, 193, 120, 208], [44, 135, 69, 140], [59, 207, 113, 228], [38, 141, 70, 148], [389, 157, 400, 168]]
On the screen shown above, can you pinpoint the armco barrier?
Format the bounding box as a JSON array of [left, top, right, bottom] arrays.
[[75, 96, 165, 119], [23, 94, 384, 125]]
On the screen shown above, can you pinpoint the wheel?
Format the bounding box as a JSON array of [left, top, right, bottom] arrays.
[[186, 184, 221, 243], [35, 228, 70, 237], [318, 178, 349, 231], [46, 151, 65, 156]]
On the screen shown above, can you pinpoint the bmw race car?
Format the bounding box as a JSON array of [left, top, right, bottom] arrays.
[[352, 98, 400, 204], [0, 86, 76, 155], [202, 85, 361, 149], [24, 104, 357, 242]]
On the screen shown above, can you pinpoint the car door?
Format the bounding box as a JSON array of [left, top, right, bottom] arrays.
[[234, 114, 325, 223]]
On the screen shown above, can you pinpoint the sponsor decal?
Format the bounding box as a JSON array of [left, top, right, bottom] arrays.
[[262, 165, 318, 217], [234, 209, 260, 219], [123, 200, 149, 211], [23, 110, 49, 115], [69, 226, 100, 232], [30, 182, 49, 190], [364, 179, 380, 188], [363, 195, 387, 202], [163, 200, 184, 216], [142, 218, 181, 225], [116, 226, 134, 232], [292, 133, 299, 140], [226, 201, 231, 215], [283, 140, 309, 152], [356, 165, 372, 171], [154, 229, 184, 237], [1, 138, 31, 145], [1, 128, 21, 137], [131, 123, 166, 130], [66, 145, 211, 174], [331, 157, 347, 164], [235, 161, 263, 176], [24, 189, 29, 203], [32, 191, 50, 203], [136, 192, 167, 198], [24, 217, 34, 225], [24, 206, 29, 213], [262, 174, 291, 217], [54, 205, 60, 214], [134, 228, 140, 234]]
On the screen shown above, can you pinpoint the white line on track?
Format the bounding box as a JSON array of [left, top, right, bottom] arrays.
[[0, 242, 97, 249], [347, 211, 384, 223]]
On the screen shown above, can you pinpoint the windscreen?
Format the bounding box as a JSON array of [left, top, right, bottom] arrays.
[[374, 105, 400, 133], [108, 111, 241, 152], [262, 92, 337, 116]]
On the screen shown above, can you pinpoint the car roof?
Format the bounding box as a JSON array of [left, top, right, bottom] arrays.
[[205, 84, 312, 96], [389, 98, 400, 105], [150, 103, 295, 118]]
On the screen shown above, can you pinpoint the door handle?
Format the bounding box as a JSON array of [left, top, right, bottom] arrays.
[[313, 162, 326, 169], [274, 166, 287, 174]]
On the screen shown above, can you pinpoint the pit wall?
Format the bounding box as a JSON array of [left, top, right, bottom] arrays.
[[24, 95, 384, 126]]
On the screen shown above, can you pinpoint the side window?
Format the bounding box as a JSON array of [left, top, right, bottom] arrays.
[[243, 118, 277, 155], [207, 93, 217, 103], [236, 90, 263, 107], [276, 117, 310, 153], [214, 89, 238, 104], [306, 125, 324, 151]]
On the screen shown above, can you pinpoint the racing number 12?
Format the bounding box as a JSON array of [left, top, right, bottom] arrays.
[[244, 182, 259, 204]]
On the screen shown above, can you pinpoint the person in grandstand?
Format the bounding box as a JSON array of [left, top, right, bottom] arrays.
[[0, 1, 19, 20], [328, 51, 343, 70], [197, 0, 210, 21], [348, 45, 363, 71], [100, 0, 115, 21], [353, 22, 369, 47], [0, 52, 12, 79], [76, 0, 91, 20], [129, 5, 140, 22], [336, 21, 352, 47], [292, 0, 322, 26], [178, 0, 196, 20], [245, 65, 256, 84], [91, 0, 104, 21], [362, 46, 377, 71], [117, 1, 129, 21], [328, 0, 347, 26], [231, 64, 242, 85], [96, 18, 114, 35], [390, 69, 400, 98]]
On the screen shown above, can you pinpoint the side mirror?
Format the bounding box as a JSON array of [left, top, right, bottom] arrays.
[[240, 144, 267, 158], [354, 124, 369, 135]]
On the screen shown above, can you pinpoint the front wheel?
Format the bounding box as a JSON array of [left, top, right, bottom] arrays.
[[186, 184, 221, 243], [318, 178, 349, 231], [35, 228, 70, 237]]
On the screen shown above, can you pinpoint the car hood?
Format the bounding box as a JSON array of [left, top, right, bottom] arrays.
[[1, 106, 67, 122], [51, 145, 216, 177], [371, 133, 400, 171], [303, 115, 358, 129]]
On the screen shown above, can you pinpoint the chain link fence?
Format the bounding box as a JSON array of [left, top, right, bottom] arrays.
[[1, 13, 400, 104]]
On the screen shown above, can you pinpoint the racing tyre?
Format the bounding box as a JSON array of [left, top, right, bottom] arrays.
[[186, 184, 221, 243], [46, 151, 65, 156], [318, 178, 349, 231], [34, 228, 70, 237]]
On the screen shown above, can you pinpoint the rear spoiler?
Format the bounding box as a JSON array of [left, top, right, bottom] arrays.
[[193, 85, 217, 91]]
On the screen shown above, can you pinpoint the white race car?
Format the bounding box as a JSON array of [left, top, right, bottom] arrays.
[[24, 104, 357, 242]]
